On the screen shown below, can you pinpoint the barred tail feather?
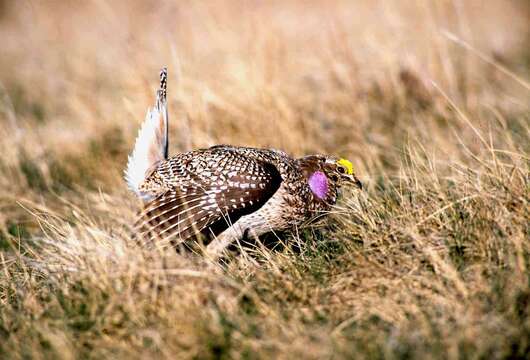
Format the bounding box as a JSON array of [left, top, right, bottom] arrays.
[[125, 68, 168, 197]]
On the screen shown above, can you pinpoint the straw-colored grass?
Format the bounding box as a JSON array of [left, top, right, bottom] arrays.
[[0, 1, 529, 358]]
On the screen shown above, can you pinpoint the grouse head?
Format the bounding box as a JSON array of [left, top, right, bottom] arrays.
[[297, 155, 362, 205]]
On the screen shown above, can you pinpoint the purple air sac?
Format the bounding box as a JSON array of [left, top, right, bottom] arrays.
[[308, 171, 328, 200]]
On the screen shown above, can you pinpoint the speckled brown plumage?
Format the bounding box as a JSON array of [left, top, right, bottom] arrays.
[[125, 68, 362, 256]]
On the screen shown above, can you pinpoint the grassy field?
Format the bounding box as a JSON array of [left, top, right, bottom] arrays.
[[0, 1, 529, 358]]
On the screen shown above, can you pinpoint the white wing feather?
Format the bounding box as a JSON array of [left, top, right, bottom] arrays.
[[125, 68, 168, 197]]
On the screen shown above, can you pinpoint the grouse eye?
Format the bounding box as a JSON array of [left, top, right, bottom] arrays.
[[337, 166, 346, 174]]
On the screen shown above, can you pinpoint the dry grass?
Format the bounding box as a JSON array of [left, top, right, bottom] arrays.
[[0, 1, 529, 359]]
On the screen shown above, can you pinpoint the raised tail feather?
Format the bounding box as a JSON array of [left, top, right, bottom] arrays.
[[125, 68, 169, 198]]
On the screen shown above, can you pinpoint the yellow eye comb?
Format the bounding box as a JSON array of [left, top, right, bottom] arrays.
[[337, 159, 354, 175]]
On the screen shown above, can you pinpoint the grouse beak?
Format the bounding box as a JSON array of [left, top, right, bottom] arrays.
[[342, 174, 363, 190]]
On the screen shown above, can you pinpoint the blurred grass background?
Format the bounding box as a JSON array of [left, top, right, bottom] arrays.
[[0, 1, 529, 359]]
